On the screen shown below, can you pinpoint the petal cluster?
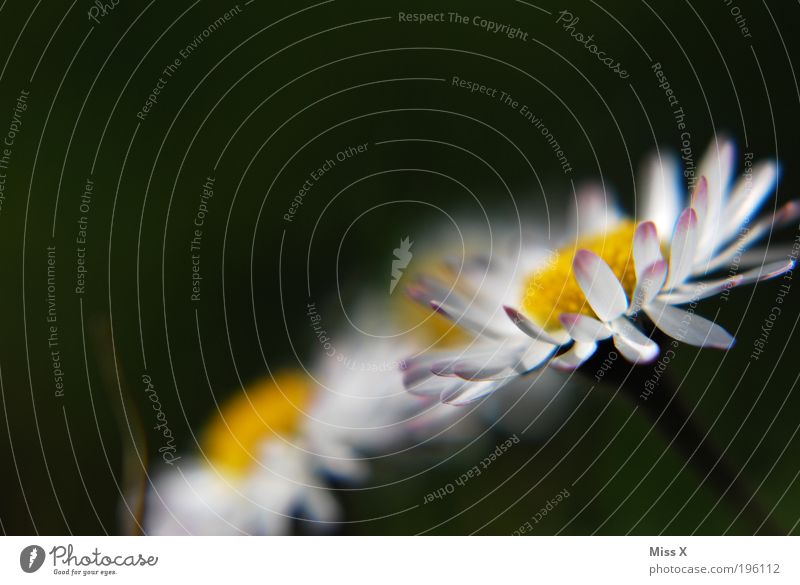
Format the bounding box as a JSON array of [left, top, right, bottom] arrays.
[[403, 137, 797, 404], [145, 336, 462, 534]]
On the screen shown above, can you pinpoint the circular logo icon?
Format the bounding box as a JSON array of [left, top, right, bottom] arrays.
[[20, 545, 45, 573]]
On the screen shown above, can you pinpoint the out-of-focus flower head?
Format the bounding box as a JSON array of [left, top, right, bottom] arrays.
[[144, 326, 464, 535]]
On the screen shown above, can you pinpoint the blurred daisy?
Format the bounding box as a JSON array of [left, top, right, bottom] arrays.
[[403, 137, 798, 404], [145, 337, 461, 535], [144, 371, 338, 535]]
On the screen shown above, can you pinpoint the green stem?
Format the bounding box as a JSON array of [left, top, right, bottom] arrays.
[[581, 342, 783, 535]]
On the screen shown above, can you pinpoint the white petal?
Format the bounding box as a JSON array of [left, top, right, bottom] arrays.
[[658, 259, 795, 305], [407, 282, 492, 339], [559, 313, 613, 342], [551, 341, 597, 371], [429, 346, 507, 377], [407, 275, 460, 308], [666, 208, 699, 289], [696, 138, 736, 257], [405, 374, 459, 397], [656, 283, 725, 306], [722, 160, 779, 242], [722, 256, 793, 286], [404, 353, 480, 395], [633, 221, 663, 279], [403, 349, 467, 375], [704, 200, 800, 273], [503, 305, 564, 345], [610, 318, 659, 363], [645, 300, 735, 349], [690, 176, 709, 226], [430, 300, 500, 339], [629, 260, 668, 314], [688, 177, 712, 272], [454, 363, 512, 381], [735, 246, 799, 270], [401, 354, 442, 386], [697, 138, 736, 192], [441, 379, 506, 406], [419, 275, 494, 317], [641, 152, 682, 240], [573, 250, 629, 321], [451, 352, 514, 380], [514, 340, 558, 374], [429, 359, 461, 377], [572, 183, 621, 238], [442, 340, 556, 380]]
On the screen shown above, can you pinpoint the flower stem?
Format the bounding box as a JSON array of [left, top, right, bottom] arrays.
[[581, 343, 783, 535]]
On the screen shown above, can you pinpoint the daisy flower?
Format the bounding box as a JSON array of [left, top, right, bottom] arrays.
[[144, 371, 339, 535], [403, 136, 798, 405], [144, 337, 461, 535], [388, 225, 578, 416]]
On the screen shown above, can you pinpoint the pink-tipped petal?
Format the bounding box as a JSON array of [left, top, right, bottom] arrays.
[[418, 275, 463, 306], [402, 354, 446, 386], [633, 221, 663, 279], [559, 313, 613, 342], [573, 250, 629, 321], [645, 300, 735, 349], [503, 305, 563, 345], [746, 258, 796, 280], [667, 208, 699, 289], [407, 275, 472, 315], [405, 283, 429, 304]]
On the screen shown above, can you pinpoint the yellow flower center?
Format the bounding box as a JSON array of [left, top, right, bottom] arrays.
[[522, 221, 637, 330], [202, 371, 310, 476]]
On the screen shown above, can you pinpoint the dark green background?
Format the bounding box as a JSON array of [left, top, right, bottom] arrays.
[[0, 0, 798, 535]]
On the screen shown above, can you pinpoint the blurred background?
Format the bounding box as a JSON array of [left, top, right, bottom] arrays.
[[0, 0, 799, 535]]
